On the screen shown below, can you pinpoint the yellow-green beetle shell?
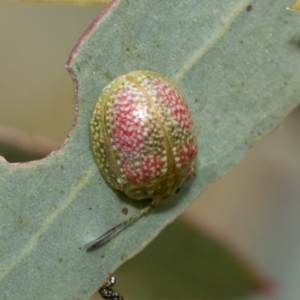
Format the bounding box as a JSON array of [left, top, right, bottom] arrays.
[[90, 70, 197, 205]]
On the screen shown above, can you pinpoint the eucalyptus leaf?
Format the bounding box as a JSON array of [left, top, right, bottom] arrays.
[[1, 0, 300, 299]]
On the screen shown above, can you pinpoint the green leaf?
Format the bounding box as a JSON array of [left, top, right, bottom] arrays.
[[1, 0, 300, 299]]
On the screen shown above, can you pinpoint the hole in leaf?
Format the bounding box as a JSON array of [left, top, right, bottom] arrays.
[[0, 1, 101, 162]]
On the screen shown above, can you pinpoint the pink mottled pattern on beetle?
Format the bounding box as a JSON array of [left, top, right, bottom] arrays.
[[110, 92, 144, 153], [179, 143, 197, 165], [151, 79, 193, 130], [110, 85, 165, 183], [109, 76, 196, 184], [150, 78, 197, 165], [121, 155, 163, 183]]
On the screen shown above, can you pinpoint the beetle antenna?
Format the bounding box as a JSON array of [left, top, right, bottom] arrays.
[[86, 204, 152, 251]]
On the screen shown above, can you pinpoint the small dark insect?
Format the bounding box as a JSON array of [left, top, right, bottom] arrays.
[[99, 276, 124, 300]]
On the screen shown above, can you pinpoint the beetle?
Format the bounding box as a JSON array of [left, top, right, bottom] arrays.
[[87, 70, 197, 250]]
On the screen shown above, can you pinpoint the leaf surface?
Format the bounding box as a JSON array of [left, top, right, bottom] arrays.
[[1, 0, 300, 299]]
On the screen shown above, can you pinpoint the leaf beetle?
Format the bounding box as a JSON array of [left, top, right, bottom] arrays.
[[87, 70, 197, 250]]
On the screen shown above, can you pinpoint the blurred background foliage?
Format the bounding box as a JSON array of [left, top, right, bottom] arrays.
[[1, 1, 300, 299]]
